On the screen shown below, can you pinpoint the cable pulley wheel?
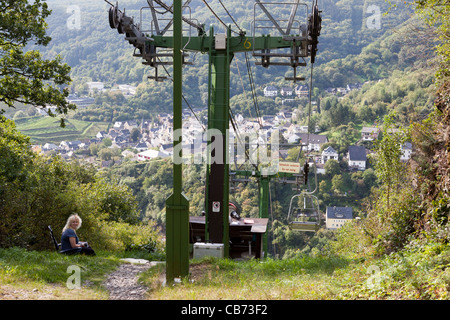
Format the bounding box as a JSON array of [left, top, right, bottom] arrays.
[[108, 5, 121, 30], [308, 3, 322, 63]]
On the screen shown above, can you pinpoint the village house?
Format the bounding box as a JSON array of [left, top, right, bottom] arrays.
[[262, 115, 276, 125], [86, 81, 104, 93], [346, 83, 363, 91], [66, 94, 94, 109], [297, 133, 328, 151], [42, 143, 59, 152], [123, 120, 138, 131], [361, 127, 379, 141], [326, 206, 353, 230], [325, 88, 337, 95], [401, 142, 412, 161], [280, 87, 294, 96], [336, 87, 348, 95], [59, 140, 83, 151], [96, 131, 107, 139], [134, 141, 149, 152], [276, 110, 293, 121], [263, 86, 278, 97], [295, 84, 309, 98], [348, 145, 367, 170], [287, 133, 301, 144], [117, 84, 137, 96], [137, 149, 170, 161]]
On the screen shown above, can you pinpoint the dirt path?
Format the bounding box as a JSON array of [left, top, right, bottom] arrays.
[[103, 259, 163, 300]]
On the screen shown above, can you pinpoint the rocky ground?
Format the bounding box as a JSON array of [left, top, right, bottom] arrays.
[[103, 260, 154, 300]]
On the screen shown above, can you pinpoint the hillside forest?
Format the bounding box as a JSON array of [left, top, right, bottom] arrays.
[[0, 0, 450, 297]]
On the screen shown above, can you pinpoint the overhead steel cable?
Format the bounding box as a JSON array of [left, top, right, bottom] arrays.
[[244, 52, 263, 128], [229, 108, 258, 170], [157, 57, 206, 132], [153, 0, 204, 32], [234, 57, 254, 120], [305, 62, 314, 158], [217, 0, 244, 34], [200, 0, 241, 35]]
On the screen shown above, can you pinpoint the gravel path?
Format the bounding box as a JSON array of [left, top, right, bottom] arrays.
[[103, 259, 162, 300]]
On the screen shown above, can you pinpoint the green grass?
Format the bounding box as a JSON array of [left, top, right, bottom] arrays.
[[0, 247, 152, 299], [142, 243, 450, 300], [1, 243, 449, 300]]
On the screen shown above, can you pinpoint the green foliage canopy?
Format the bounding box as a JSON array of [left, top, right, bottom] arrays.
[[0, 0, 75, 125]]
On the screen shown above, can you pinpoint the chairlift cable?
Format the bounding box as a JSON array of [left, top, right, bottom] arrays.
[[234, 57, 254, 120], [153, 0, 204, 32], [157, 58, 206, 132], [217, 0, 244, 34], [305, 62, 314, 159], [147, 0, 172, 15], [200, 0, 241, 35], [244, 52, 263, 128], [229, 109, 259, 170]]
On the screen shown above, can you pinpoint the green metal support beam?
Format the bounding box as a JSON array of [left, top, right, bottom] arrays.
[[259, 175, 270, 258], [109, 0, 320, 280], [148, 18, 310, 263], [150, 34, 300, 54], [204, 26, 233, 257]]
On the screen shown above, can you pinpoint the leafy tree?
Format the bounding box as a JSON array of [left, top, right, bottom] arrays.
[[0, 116, 33, 183], [331, 174, 345, 194], [324, 159, 340, 177], [372, 113, 408, 215], [0, 0, 75, 125]]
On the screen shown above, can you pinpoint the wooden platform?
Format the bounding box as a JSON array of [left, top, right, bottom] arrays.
[[189, 216, 268, 259]]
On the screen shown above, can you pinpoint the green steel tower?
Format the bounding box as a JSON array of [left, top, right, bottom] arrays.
[[107, 0, 322, 282]]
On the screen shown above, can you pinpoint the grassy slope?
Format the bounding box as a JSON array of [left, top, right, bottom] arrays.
[[3, 242, 448, 300], [14, 116, 109, 144], [142, 242, 449, 300]]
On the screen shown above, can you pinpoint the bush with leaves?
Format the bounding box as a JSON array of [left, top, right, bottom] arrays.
[[0, 117, 161, 251]]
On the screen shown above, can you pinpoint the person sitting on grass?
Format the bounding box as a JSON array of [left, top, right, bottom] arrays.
[[61, 214, 96, 256]]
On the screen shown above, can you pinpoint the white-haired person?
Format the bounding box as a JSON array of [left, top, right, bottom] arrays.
[[61, 214, 95, 255]]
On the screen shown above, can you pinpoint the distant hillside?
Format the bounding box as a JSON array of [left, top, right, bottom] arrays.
[[38, 1, 417, 101]]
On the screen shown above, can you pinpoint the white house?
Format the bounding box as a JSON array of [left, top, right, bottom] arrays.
[[348, 145, 367, 170], [264, 86, 278, 97], [117, 84, 137, 96], [321, 146, 338, 163], [86, 81, 104, 93], [42, 143, 58, 152], [280, 87, 293, 96], [297, 133, 328, 151], [295, 84, 309, 98], [401, 142, 412, 161], [287, 133, 301, 144], [326, 207, 353, 230]]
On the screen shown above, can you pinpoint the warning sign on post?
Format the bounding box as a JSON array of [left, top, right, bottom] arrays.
[[278, 161, 301, 174], [212, 201, 220, 212]]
